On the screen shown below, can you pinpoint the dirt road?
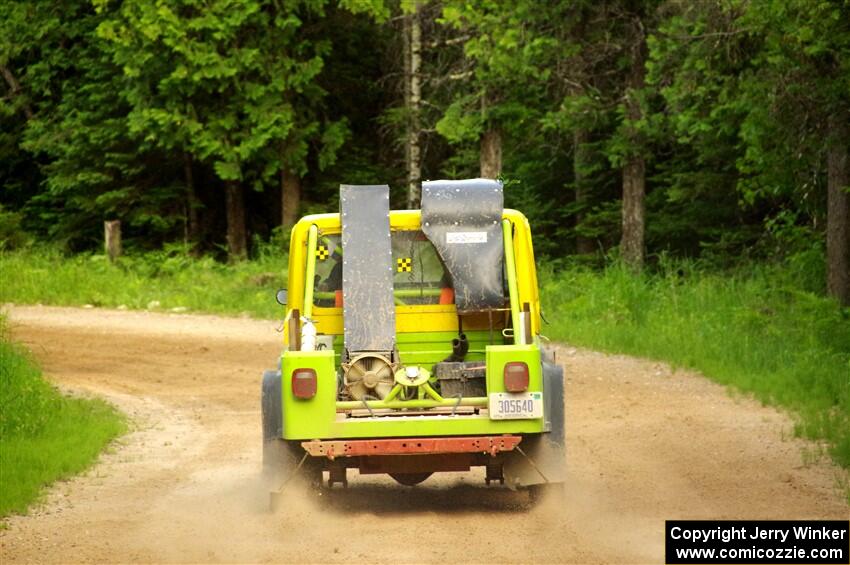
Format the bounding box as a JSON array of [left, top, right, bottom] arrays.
[[1, 305, 847, 564]]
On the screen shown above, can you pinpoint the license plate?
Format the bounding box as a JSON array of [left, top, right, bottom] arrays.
[[488, 392, 543, 420]]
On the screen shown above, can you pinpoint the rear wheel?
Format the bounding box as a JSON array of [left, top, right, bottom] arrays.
[[262, 370, 322, 489], [389, 472, 433, 486], [528, 481, 566, 507]]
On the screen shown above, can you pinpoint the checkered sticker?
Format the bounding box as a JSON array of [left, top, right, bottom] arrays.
[[397, 257, 412, 272]]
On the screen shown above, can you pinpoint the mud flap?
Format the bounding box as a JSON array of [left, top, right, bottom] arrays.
[[261, 370, 282, 444], [339, 184, 395, 355], [262, 370, 298, 486], [420, 179, 505, 313], [502, 359, 565, 488]]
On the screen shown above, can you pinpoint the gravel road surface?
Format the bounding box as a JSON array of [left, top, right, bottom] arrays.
[[1, 305, 846, 563]]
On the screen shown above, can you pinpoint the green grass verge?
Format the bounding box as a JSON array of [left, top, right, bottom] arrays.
[[540, 262, 850, 472], [0, 325, 126, 518], [0, 245, 287, 319]]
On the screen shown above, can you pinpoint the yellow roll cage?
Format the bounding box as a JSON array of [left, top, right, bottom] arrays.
[[284, 209, 541, 340]]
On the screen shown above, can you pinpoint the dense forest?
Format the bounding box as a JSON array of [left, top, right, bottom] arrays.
[[1, 0, 848, 305]]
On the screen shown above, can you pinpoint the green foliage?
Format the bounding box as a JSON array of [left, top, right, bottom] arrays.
[[648, 0, 850, 233], [541, 261, 850, 470], [0, 206, 31, 250], [0, 328, 57, 439], [0, 324, 126, 517], [435, 95, 483, 144], [340, 0, 389, 21], [434, 0, 671, 254], [2, 0, 392, 253], [0, 245, 289, 319], [3, 0, 848, 268], [1, 0, 845, 306], [95, 0, 343, 186], [0, 1, 190, 249]]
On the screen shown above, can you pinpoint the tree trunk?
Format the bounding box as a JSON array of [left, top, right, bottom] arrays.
[[826, 113, 849, 306], [225, 181, 247, 261], [104, 220, 122, 262], [1, 65, 33, 120], [480, 128, 502, 179], [404, 3, 422, 209], [620, 35, 647, 272], [574, 128, 595, 254], [281, 167, 301, 228], [621, 156, 646, 270], [184, 153, 200, 247]]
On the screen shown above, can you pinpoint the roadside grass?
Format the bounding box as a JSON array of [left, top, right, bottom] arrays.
[[540, 261, 850, 474], [0, 245, 287, 319], [0, 323, 126, 518]]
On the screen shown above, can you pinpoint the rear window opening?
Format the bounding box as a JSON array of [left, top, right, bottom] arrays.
[[312, 230, 454, 308]]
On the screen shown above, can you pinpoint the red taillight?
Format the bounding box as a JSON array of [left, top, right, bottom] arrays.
[[292, 368, 317, 399], [503, 362, 529, 392]]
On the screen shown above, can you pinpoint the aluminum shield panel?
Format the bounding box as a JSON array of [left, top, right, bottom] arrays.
[[340, 184, 395, 353], [421, 179, 505, 312]]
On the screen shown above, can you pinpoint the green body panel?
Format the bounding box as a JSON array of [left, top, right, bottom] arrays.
[[396, 331, 488, 367], [326, 330, 490, 371], [280, 343, 545, 440], [485, 344, 542, 394], [280, 349, 337, 439], [315, 288, 443, 300]]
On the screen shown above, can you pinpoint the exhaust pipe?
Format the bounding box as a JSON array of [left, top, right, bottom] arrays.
[[445, 333, 469, 363]]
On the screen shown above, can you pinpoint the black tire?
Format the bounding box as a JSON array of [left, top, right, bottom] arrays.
[[261, 370, 323, 489], [528, 481, 566, 506], [389, 472, 433, 486]]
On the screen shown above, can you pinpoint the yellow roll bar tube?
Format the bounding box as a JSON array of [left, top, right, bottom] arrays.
[[303, 224, 319, 319], [502, 218, 523, 345]]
